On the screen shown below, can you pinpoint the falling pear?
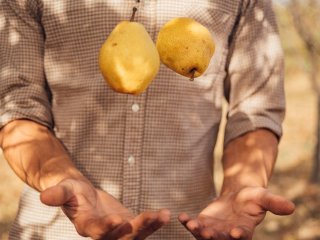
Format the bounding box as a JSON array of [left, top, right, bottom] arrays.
[[99, 7, 160, 95], [156, 17, 215, 81]]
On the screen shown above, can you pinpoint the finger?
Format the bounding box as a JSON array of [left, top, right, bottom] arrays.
[[186, 219, 200, 232], [178, 213, 198, 237], [100, 220, 133, 240], [84, 214, 124, 240], [157, 208, 171, 224], [114, 209, 170, 240], [200, 230, 228, 240], [133, 209, 169, 231], [186, 219, 203, 238], [178, 212, 192, 225], [260, 192, 295, 215], [179, 213, 205, 239], [230, 226, 252, 240], [133, 209, 171, 239], [40, 182, 73, 206], [200, 228, 219, 240]]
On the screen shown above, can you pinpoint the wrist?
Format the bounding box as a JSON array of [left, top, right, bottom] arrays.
[[220, 168, 269, 195], [38, 158, 87, 191], [220, 129, 277, 196], [220, 180, 267, 196]]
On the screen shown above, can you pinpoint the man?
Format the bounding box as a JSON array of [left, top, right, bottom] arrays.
[[0, 0, 295, 239]]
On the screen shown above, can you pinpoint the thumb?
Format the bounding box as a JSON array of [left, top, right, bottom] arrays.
[[40, 181, 74, 207], [261, 191, 295, 215]]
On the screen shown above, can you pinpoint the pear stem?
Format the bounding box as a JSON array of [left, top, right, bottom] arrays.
[[189, 69, 196, 81], [130, 7, 138, 22]]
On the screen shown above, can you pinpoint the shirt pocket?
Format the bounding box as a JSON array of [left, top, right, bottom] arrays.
[[154, 1, 238, 93], [187, 2, 238, 75]]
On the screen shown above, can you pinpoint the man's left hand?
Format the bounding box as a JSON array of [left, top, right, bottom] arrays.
[[179, 186, 295, 240]]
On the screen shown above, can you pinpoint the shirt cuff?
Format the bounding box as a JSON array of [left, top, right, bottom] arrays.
[[224, 111, 283, 146], [0, 84, 53, 130]]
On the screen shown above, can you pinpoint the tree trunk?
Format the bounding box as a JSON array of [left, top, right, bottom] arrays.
[[310, 52, 320, 182], [312, 97, 320, 182]]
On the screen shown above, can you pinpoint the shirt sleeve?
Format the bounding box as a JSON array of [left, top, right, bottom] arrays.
[[223, 0, 285, 145], [0, 0, 53, 129]]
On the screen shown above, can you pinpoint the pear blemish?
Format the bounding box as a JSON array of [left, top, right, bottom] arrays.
[[98, 7, 160, 95]]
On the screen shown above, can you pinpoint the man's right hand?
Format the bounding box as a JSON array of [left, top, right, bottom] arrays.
[[0, 120, 170, 239], [41, 178, 170, 240]]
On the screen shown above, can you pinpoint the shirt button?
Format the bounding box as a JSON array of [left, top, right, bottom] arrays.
[[131, 103, 140, 113], [128, 155, 135, 165]]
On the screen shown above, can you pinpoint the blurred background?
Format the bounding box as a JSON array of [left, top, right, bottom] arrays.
[[257, 1, 320, 238], [1, 0, 320, 239]]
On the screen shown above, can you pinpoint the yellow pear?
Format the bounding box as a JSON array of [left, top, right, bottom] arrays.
[[156, 17, 215, 80], [99, 8, 160, 95]]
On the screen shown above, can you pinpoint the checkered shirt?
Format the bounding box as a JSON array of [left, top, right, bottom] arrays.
[[0, 0, 285, 239]]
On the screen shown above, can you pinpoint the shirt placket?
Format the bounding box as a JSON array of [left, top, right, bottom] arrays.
[[122, 0, 157, 214], [122, 93, 145, 213]]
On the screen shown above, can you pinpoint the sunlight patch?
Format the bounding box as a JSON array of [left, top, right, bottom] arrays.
[[46, 0, 68, 23], [100, 180, 120, 198], [9, 29, 20, 46], [255, 8, 265, 22], [0, 113, 12, 124], [0, 15, 5, 31]]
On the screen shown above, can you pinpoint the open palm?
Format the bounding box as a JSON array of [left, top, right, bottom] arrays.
[[179, 187, 295, 240], [40, 178, 170, 240]]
